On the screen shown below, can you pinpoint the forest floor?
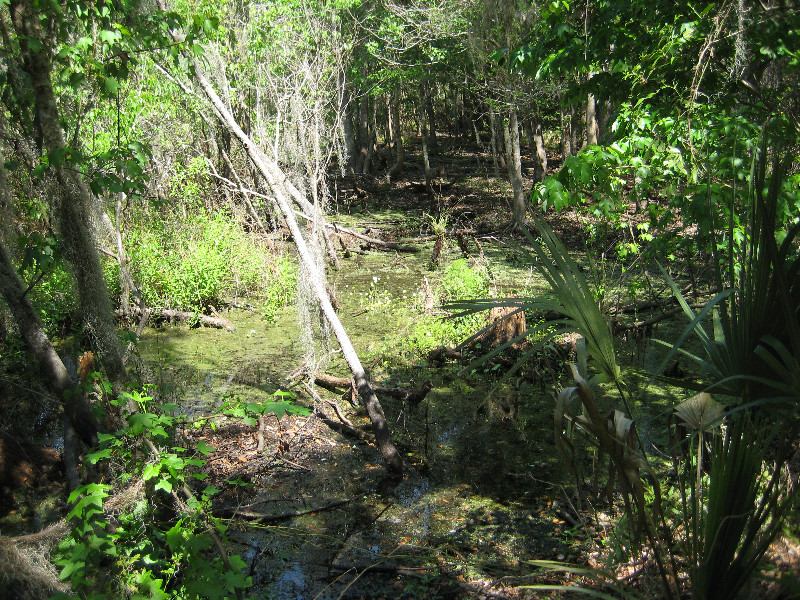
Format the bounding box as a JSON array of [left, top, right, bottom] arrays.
[[2, 137, 800, 598]]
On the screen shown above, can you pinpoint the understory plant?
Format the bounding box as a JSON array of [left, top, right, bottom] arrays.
[[53, 386, 307, 599], [123, 209, 276, 313], [456, 146, 800, 598]]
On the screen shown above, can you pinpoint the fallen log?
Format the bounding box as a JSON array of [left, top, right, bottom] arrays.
[[324, 219, 419, 253], [116, 306, 235, 332], [314, 374, 433, 407]]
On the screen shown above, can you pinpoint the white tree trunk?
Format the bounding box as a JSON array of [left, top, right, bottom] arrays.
[[170, 32, 403, 473]]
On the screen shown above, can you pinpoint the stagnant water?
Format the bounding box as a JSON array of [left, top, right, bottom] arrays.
[[132, 237, 681, 598]]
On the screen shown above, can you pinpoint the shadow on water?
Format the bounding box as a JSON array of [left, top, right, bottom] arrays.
[[136, 304, 574, 598], [132, 221, 689, 597]]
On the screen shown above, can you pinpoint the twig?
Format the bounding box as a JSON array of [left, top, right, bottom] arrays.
[[218, 498, 353, 522]]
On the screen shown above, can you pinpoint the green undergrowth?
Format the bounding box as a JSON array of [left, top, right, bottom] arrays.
[[121, 209, 295, 315], [53, 382, 308, 599]]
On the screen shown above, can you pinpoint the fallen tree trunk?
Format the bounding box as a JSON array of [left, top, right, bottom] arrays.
[[116, 306, 235, 332], [159, 13, 403, 473], [322, 219, 418, 253]]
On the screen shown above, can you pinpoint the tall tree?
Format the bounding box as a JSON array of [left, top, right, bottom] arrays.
[[4, 0, 128, 386]]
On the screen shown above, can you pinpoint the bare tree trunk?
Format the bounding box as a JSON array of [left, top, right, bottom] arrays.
[[586, 91, 598, 146], [570, 104, 580, 153], [386, 87, 404, 181], [422, 71, 437, 153], [598, 98, 613, 140], [488, 105, 503, 177], [10, 0, 127, 388], [503, 109, 526, 225], [169, 31, 403, 473], [339, 73, 358, 174], [418, 80, 433, 193]]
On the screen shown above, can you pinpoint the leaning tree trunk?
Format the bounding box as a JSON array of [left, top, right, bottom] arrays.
[[0, 241, 99, 450], [503, 109, 527, 225], [163, 18, 403, 473], [10, 0, 127, 387]]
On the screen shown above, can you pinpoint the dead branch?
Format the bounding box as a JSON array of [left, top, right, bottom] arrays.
[[215, 498, 353, 522], [320, 218, 418, 253]]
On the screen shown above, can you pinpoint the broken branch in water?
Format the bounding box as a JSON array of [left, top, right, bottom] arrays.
[[215, 498, 353, 522]]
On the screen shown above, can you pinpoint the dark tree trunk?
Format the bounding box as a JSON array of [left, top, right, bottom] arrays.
[[421, 71, 437, 153], [489, 105, 503, 177], [386, 87, 404, 180], [0, 241, 99, 448], [570, 104, 581, 153], [10, 0, 127, 387], [526, 114, 548, 183], [418, 80, 433, 193], [503, 109, 526, 225]]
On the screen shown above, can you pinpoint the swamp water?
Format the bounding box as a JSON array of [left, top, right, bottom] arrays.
[[133, 226, 684, 598], [134, 249, 581, 598]]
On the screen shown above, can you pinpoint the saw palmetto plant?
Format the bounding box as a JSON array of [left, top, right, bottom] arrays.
[[453, 144, 800, 599], [653, 147, 800, 599]]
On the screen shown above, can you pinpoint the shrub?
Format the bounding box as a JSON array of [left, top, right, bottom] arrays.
[[440, 258, 490, 302], [125, 210, 277, 312]]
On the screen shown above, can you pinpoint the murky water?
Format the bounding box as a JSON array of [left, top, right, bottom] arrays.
[[132, 228, 686, 598]]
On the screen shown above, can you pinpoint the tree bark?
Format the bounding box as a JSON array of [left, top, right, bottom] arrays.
[[421, 72, 437, 153], [10, 0, 127, 387], [561, 106, 571, 158], [339, 73, 358, 174], [525, 114, 548, 183], [570, 104, 580, 153], [386, 87, 404, 181], [164, 22, 403, 473], [503, 109, 526, 225], [418, 80, 433, 193], [586, 91, 598, 146], [488, 104, 503, 177]]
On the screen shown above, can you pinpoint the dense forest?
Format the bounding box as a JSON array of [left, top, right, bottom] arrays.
[[1, 0, 800, 598]]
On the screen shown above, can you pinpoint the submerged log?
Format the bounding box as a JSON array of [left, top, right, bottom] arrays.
[[314, 373, 433, 407], [117, 306, 235, 332]]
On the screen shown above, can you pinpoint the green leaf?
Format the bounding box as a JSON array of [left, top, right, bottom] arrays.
[[142, 463, 161, 481], [154, 478, 173, 493], [195, 440, 215, 455], [103, 77, 120, 94]]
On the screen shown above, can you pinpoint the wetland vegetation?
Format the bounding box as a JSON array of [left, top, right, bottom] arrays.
[[1, 0, 800, 598]]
